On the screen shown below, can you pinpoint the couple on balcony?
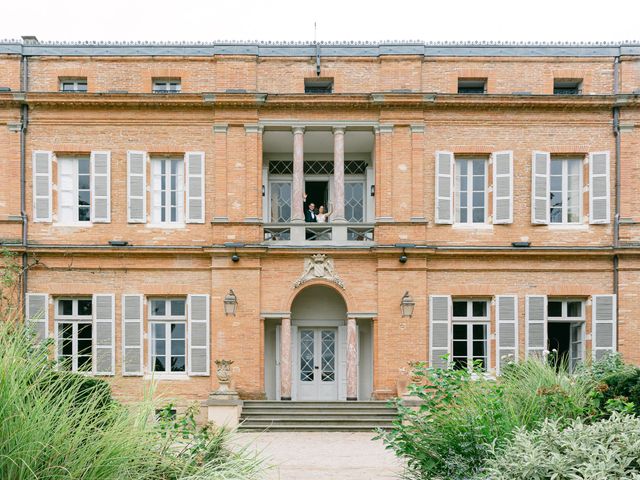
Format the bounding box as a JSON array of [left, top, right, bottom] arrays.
[[303, 193, 331, 223]]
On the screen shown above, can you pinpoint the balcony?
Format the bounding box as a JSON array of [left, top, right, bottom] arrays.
[[263, 223, 375, 245]]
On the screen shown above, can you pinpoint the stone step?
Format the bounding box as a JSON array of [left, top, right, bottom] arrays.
[[241, 410, 396, 416], [240, 415, 396, 422], [242, 401, 394, 409], [239, 423, 394, 431]]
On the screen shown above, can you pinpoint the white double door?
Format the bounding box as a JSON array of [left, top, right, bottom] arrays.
[[297, 328, 338, 401]]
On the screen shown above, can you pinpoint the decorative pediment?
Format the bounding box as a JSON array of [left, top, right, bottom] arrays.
[[294, 254, 344, 289]]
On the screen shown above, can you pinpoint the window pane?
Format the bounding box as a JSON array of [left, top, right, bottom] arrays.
[[453, 358, 467, 370], [453, 340, 467, 357], [472, 159, 485, 175], [77, 300, 92, 316], [472, 192, 484, 208], [154, 323, 166, 338], [77, 354, 92, 371], [550, 160, 562, 175], [472, 324, 487, 340], [171, 356, 185, 372], [154, 339, 166, 355], [171, 323, 185, 339], [154, 356, 166, 372], [170, 300, 185, 317], [78, 207, 90, 222], [453, 324, 467, 339], [567, 301, 582, 318], [171, 339, 185, 356], [472, 340, 486, 357], [452, 301, 467, 317], [472, 301, 487, 317], [78, 159, 90, 174], [472, 174, 484, 190], [472, 207, 484, 223], [548, 301, 562, 317], [58, 300, 73, 316], [151, 300, 166, 316], [78, 174, 90, 190]]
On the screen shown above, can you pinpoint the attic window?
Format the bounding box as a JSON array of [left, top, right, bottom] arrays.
[[60, 78, 87, 93], [305, 78, 333, 94], [458, 78, 487, 94], [153, 78, 181, 94], [554, 78, 582, 95]]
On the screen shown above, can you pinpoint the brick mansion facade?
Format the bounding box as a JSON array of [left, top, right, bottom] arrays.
[[1, 37, 640, 404]]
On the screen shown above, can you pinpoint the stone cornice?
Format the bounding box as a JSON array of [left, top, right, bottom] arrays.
[[1, 92, 636, 110]]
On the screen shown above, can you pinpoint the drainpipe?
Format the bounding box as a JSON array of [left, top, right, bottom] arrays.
[[20, 51, 28, 310], [612, 52, 621, 348]]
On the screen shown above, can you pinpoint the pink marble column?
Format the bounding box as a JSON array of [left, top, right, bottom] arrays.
[[291, 126, 305, 222], [332, 127, 346, 222], [280, 316, 292, 400], [346, 316, 358, 400]]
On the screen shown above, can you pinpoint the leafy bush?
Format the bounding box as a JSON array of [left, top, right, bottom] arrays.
[[378, 359, 594, 480], [0, 319, 264, 479], [483, 413, 640, 479]]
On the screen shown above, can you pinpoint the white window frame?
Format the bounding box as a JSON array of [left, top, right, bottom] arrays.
[[344, 176, 366, 223], [54, 298, 93, 373], [150, 157, 185, 225], [59, 78, 87, 92], [268, 176, 293, 223], [454, 157, 488, 225], [451, 299, 490, 371], [550, 157, 583, 225], [148, 298, 187, 375], [547, 298, 586, 322], [58, 156, 92, 225], [153, 78, 181, 93]]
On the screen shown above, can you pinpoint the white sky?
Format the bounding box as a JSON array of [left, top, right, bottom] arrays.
[[1, 0, 639, 43]]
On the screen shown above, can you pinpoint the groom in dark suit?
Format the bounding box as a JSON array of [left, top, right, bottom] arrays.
[[303, 193, 317, 223]]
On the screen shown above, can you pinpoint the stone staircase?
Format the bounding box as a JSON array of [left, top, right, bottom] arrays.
[[238, 400, 398, 431]]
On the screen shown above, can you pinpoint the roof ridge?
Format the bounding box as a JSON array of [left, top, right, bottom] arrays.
[[1, 39, 639, 47]]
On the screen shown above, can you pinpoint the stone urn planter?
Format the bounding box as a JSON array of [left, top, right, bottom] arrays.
[[214, 359, 235, 394]]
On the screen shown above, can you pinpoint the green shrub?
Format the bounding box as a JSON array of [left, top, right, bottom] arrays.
[[483, 413, 640, 479], [0, 320, 264, 479], [377, 359, 594, 480]]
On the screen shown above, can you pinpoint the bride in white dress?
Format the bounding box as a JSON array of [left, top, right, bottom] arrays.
[[316, 205, 332, 223]]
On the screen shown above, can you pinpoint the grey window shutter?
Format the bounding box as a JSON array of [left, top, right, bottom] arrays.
[[493, 151, 513, 224], [531, 151, 550, 224], [435, 151, 454, 224], [93, 294, 115, 375], [32, 151, 53, 222], [91, 151, 111, 223], [26, 293, 48, 342], [589, 152, 610, 224], [188, 294, 210, 376], [127, 151, 147, 223], [496, 295, 518, 374], [592, 295, 616, 360], [429, 295, 451, 368], [185, 152, 205, 223], [122, 295, 143, 376], [525, 295, 547, 359]]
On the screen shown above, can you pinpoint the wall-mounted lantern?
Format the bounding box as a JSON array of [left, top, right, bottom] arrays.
[[223, 289, 238, 316], [400, 291, 415, 318]]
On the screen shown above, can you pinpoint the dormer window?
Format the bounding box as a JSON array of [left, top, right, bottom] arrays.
[[153, 78, 181, 94], [59, 78, 87, 93], [304, 78, 333, 94], [554, 78, 582, 95]]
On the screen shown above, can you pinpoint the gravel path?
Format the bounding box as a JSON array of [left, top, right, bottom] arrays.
[[236, 431, 405, 479]]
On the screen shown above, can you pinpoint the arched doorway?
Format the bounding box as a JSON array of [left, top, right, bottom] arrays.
[[263, 284, 373, 401]]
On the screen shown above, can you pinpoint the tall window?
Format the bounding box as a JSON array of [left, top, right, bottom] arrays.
[[153, 78, 181, 93], [452, 299, 489, 370], [55, 298, 93, 372], [58, 157, 91, 223], [455, 158, 487, 224], [149, 298, 186, 373], [345, 181, 365, 222], [550, 158, 582, 224], [59, 78, 87, 92], [269, 181, 292, 222], [151, 158, 184, 224]]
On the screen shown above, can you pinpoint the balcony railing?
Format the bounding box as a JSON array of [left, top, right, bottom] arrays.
[[263, 223, 375, 245]]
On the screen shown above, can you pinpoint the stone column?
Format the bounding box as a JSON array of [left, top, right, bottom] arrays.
[[332, 127, 346, 222], [291, 126, 305, 223], [280, 315, 292, 400], [346, 316, 358, 401]]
